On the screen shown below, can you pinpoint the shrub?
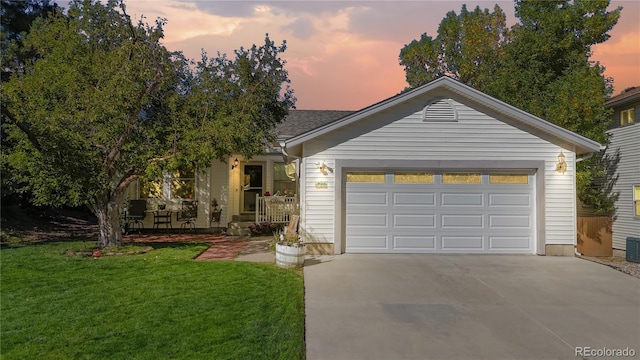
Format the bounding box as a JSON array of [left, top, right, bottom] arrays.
[[249, 221, 283, 236]]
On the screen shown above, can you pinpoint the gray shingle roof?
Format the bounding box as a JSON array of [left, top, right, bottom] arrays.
[[276, 110, 354, 139], [606, 86, 640, 108]]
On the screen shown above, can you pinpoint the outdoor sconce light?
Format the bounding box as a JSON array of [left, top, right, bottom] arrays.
[[231, 158, 239, 170], [555, 151, 567, 174], [316, 161, 332, 176]]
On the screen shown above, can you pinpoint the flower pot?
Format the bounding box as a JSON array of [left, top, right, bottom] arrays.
[[276, 243, 306, 268]]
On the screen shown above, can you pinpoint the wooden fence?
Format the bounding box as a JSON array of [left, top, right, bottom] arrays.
[[577, 216, 612, 257]]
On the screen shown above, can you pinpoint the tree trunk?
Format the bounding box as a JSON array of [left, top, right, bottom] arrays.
[[96, 200, 123, 248]]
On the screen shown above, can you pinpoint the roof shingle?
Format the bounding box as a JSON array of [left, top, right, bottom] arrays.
[[275, 110, 354, 139]]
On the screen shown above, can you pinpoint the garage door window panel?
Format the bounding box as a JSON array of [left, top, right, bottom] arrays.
[[489, 174, 529, 184], [346, 172, 386, 183], [442, 173, 481, 184], [394, 173, 434, 184]]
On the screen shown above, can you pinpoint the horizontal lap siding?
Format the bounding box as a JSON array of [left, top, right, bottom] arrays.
[[210, 160, 229, 226], [302, 99, 576, 246], [608, 124, 640, 249]]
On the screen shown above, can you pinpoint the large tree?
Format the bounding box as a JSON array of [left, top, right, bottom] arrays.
[[1, 0, 58, 203], [399, 4, 509, 93], [399, 0, 621, 214], [2, 0, 295, 247]]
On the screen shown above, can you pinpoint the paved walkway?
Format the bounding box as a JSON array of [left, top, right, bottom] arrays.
[[195, 236, 274, 262], [124, 233, 275, 262]]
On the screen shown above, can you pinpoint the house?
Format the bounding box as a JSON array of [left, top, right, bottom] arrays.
[[605, 86, 640, 257], [124, 77, 602, 255]]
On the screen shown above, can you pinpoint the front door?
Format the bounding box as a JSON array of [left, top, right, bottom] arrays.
[[241, 164, 264, 213]]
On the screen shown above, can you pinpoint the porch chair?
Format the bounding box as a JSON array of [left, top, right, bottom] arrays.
[[177, 201, 198, 230], [125, 200, 147, 233]]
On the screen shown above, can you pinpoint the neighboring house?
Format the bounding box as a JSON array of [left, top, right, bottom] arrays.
[[605, 86, 640, 256], [124, 77, 602, 256]]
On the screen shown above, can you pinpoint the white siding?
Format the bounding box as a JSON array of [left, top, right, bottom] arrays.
[[301, 99, 577, 248], [210, 160, 229, 226], [608, 124, 640, 249]]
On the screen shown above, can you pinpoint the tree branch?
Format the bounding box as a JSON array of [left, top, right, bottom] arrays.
[[2, 107, 44, 152]]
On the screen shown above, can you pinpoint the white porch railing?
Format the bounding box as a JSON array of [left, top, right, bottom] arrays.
[[256, 195, 299, 223]]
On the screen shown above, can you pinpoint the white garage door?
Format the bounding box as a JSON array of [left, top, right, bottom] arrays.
[[345, 171, 535, 253]]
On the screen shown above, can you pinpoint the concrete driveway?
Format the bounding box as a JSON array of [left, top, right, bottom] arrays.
[[304, 255, 640, 360]]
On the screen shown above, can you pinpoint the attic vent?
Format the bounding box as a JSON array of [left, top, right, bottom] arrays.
[[423, 98, 458, 122]]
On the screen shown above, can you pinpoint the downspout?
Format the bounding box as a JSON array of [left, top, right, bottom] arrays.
[[279, 140, 302, 190], [279, 141, 302, 162]]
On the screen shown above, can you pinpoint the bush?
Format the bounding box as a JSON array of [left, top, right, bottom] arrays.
[[249, 221, 283, 236]]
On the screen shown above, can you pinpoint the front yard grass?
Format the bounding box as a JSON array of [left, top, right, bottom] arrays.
[[0, 242, 305, 359]]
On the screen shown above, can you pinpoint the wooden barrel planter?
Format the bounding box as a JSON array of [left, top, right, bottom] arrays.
[[276, 243, 306, 268]]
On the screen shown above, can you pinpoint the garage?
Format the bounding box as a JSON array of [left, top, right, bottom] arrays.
[[345, 171, 535, 253], [283, 77, 602, 255]]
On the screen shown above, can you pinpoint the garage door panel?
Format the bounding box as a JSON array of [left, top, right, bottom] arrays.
[[347, 235, 388, 251], [347, 214, 387, 227], [489, 215, 531, 228], [489, 236, 531, 250], [441, 192, 483, 206], [393, 214, 435, 228], [441, 236, 484, 250], [393, 236, 436, 250], [347, 192, 387, 205], [393, 193, 435, 206], [441, 214, 484, 228], [489, 193, 530, 206]]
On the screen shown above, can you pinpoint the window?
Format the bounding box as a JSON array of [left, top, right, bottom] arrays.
[[394, 173, 433, 184], [621, 108, 635, 126], [346, 172, 386, 183], [489, 174, 529, 184], [442, 173, 481, 184], [170, 169, 195, 199], [139, 178, 163, 199], [139, 168, 196, 199], [634, 185, 640, 217], [274, 162, 296, 196]]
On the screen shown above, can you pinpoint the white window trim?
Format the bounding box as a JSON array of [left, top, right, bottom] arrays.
[[620, 108, 635, 126], [634, 184, 640, 219]]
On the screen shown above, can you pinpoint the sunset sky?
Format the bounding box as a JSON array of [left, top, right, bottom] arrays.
[[118, 0, 640, 110]]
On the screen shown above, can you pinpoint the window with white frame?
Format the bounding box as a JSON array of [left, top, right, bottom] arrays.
[[620, 108, 635, 126], [634, 185, 640, 217], [139, 168, 196, 200], [273, 163, 296, 196]]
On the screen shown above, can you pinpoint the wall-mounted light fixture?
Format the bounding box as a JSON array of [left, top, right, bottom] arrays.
[[555, 151, 567, 174], [315, 161, 333, 176], [231, 158, 239, 170]]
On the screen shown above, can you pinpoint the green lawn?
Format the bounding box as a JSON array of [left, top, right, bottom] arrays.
[[0, 242, 305, 359]]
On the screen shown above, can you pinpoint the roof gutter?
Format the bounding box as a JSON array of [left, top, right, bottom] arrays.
[[576, 145, 606, 163], [279, 141, 301, 162]]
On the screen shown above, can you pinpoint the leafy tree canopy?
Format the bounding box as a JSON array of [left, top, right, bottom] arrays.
[[399, 4, 509, 93], [399, 0, 621, 214], [2, 0, 295, 246]]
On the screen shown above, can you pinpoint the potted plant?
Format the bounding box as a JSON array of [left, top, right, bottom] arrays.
[[274, 230, 306, 268]]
